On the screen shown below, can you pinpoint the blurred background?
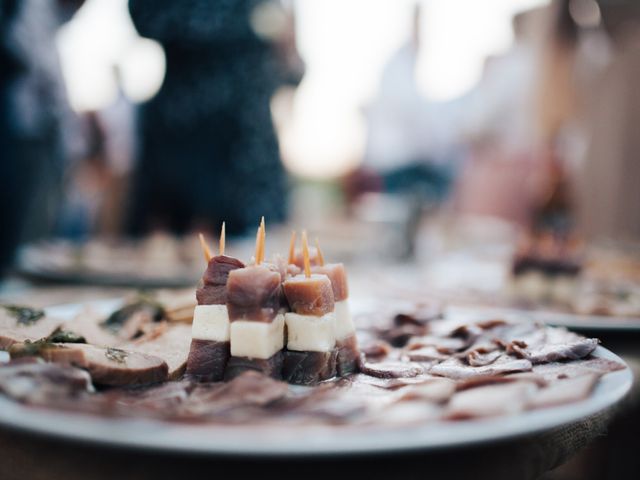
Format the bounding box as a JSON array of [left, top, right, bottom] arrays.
[[1, 0, 639, 276]]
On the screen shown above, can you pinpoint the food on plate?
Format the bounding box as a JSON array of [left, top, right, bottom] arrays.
[[509, 232, 583, 306], [0, 219, 628, 430]]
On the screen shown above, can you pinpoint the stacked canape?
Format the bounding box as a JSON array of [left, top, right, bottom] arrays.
[[187, 219, 360, 385], [186, 225, 245, 381]]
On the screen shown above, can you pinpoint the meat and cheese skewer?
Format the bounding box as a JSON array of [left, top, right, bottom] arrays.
[[186, 225, 244, 381], [225, 219, 285, 379], [312, 239, 360, 375], [282, 231, 337, 385]]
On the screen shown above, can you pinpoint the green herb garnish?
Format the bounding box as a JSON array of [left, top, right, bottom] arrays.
[[1, 304, 45, 325], [105, 347, 128, 364], [47, 328, 86, 344], [100, 291, 166, 334]]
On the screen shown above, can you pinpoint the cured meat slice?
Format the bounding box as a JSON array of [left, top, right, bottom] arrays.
[[0, 306, 63, 349], [446, 381, 537, 419], [360, 360, 425, 379], [430, 355, 532, 380], [527, 373, 600, 409], [282, 350, 337, 385], [185, 339, 230, 381], [312, 263, 349, 302], [226, 265, 281, 322], [224, 351, 284, 381], [512, 338, 599, 364], [196, 255, 245, 305], [0, 359, 92, 403], [124, 324, 192, 379], [283, 274, 335, 316], [11, 343, 168, 386]]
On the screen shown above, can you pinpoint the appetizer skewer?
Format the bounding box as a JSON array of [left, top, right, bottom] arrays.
[[186, 225, 244, 381], [282, 231, 338, 384], [312, 239, 360, 375], [225, 219, 285, 379]]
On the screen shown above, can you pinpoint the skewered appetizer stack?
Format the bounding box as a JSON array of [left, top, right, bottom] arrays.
[[509, 232, 583, 306], [186, 219, 360, 384]]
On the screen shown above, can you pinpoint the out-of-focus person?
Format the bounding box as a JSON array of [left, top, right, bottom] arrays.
[[0, 0, 85, 275], [576, 0, 640, 242], [355, 4, 456, 205], [127, 0, 302, 237], [452, 7, 546, 226]]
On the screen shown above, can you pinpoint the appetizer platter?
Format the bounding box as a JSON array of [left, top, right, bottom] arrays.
[[16, 234, 203, 288], [0, 220, 632, 455]]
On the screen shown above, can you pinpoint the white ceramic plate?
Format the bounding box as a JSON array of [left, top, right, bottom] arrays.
[[0, 300, 633, 456]]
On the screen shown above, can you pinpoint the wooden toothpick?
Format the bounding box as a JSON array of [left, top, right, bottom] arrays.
[[288, 230, 297, 265], [301, 230, 311, 278], [198, 233, 212, 263], [258, 217, 266, 264], [219, 222, 226, 256], [254, 225, 262, 265], [315, 237, 325, 266]]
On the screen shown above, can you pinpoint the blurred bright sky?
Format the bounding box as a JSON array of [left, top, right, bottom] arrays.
[[57, 0, 547, 178]]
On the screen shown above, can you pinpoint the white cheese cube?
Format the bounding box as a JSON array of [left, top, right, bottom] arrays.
[[285, 312, 336, 352], [230, 314, 284, 359], [191, 304, 230, 341], [334, 300, 355, 341]]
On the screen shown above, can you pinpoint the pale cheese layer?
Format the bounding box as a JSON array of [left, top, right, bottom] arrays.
[[191, 305, 230, 342], [285, 312, 336, 352], [334, 300, 355, 341], [230, 314, 284, 359]]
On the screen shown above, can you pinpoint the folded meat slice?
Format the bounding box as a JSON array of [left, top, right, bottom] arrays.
[[0, 307, 63, 349], [0, 358, 92, 404], [445, 381, 538, 419], [527, 373, 600, 409], [123, 324, 192, 379], [511, 338, 599, 364], [360, 360, 425, 379], [196, 255, 245, 305], [11, 343, 168, 387], [430, 355, 532, 380], [226, 265, 281, 322]]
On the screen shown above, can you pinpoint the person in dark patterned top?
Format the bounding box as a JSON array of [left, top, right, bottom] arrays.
[[127, 0, 302, 237]]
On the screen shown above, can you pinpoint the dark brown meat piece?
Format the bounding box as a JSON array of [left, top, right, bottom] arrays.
[[282, 350, 337, 385], [185, 339, 230, 382], [196, 255, 245, 305], [283, 274, 335, 316], [13, 343, 169, 387], [393, 303, 443, 327], [224, 351, 284, 381], [226, 265, 281, 322], [312, 263, 349, 302], [360, 360, 425, 379], [336, 334, 360, 376]]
